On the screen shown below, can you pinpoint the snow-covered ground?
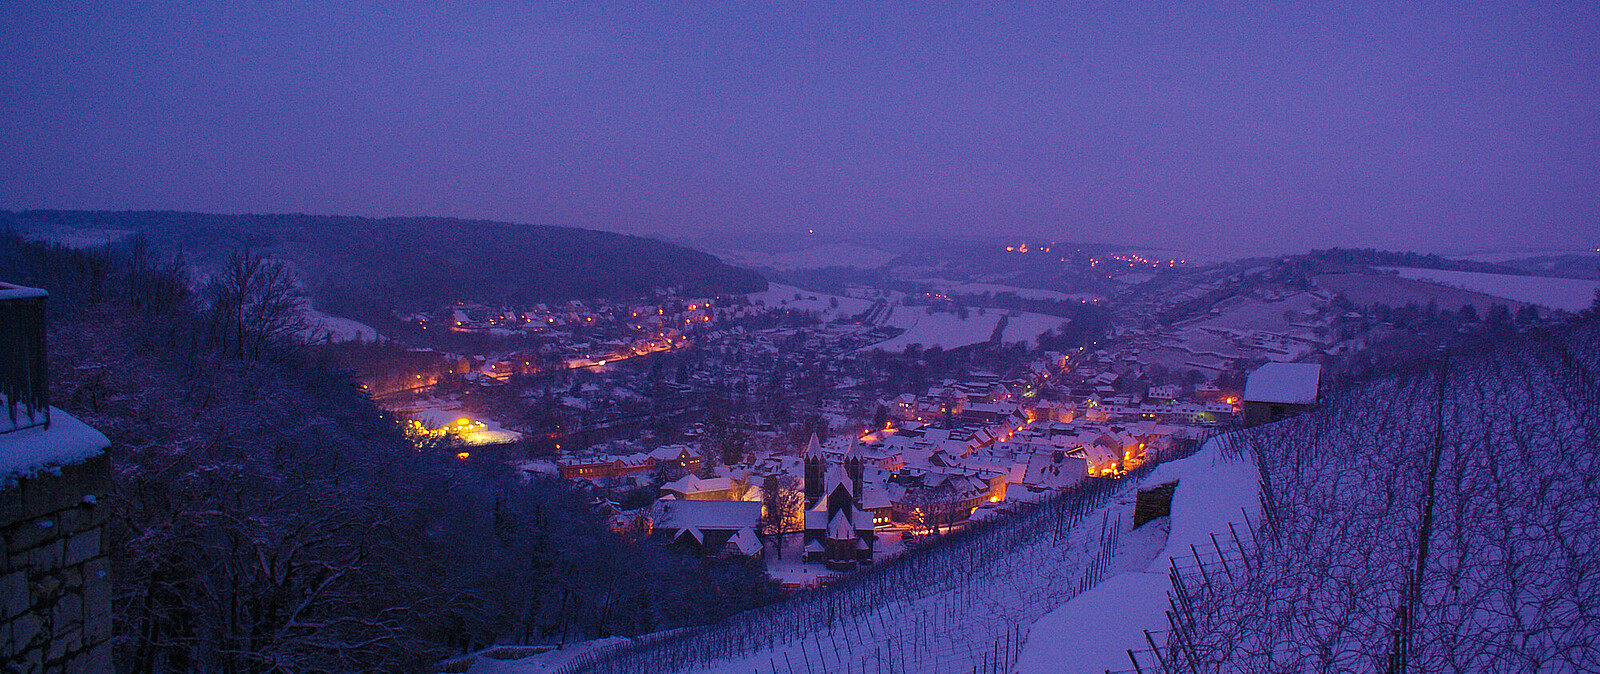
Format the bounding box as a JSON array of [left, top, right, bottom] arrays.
[[407, 401, 523, 446], [303, 306, 382, 343], [868, 308, 1064, 353], [1384, 267, 1599, 312], [465, 638, 632, 674], [0, 407, 110, 485], [1161, 325, 1600, 671], [1015, 438, 1260, 672], [747, 283, 876, 321], [745, 283, 1064, 352]]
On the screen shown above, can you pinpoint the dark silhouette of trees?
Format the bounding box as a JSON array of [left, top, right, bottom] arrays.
[[0, 232, 778, 673]]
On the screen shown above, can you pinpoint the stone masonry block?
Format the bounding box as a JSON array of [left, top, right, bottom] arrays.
[[84, 603, 112, 645], [4, 516, 65, 557], [50, 589, 83, 633], [0, 571, 26, 622], [45, 623, 81, 661], [26, 537, 64, 570], [8, 608, 43, 656], [0, 485, 22, 529], [82, 558, 109, 615], [63, 529, 99, 568], [68, 640, 113, 674]]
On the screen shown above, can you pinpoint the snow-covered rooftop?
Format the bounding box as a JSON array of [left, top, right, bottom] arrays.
[[1244, 362, 1322, 405], [654, 499, 761, 532], [0, 407, 110, 484], [0, 282, 48, 301]]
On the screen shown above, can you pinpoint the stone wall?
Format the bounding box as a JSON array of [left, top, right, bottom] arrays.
[[1, 454, 112, 672]]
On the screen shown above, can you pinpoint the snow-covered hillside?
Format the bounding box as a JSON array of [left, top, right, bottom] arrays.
[[1149, 321, 1600, 671], [1385, 267, 1599, 312], [1015, 440, 1260, 672], [303, 306, 382, 343]]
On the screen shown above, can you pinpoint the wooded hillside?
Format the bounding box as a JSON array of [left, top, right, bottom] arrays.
[[1, 210, 767, 315]]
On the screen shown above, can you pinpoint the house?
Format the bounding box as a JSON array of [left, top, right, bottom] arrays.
[[647, 445, 704, 471], [558, 454, 655, 479], [660, 474, 751, 501], [889, 470, 1004, 528], [1243, 362, 1322, 425], [1023, 450, 1087, 489], [1147, 384, 1181, 400], [653, 499, 764, 558]]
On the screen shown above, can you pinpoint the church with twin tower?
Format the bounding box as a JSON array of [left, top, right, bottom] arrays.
[[800, 434, 877, 571]]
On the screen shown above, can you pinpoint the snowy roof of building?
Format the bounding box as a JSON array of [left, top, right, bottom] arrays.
[[649, 445, 696, 460], [827, 511, 856, 539], [654, 499, 761, 532], [661, 475, 739, 495], [0, 282, 47, 300], [859, 487, 892, 511], [826, 464, 853, 495], [805, 505, 874, 531], [0, 408, 109, 485], [1244, 362, 1322, 405], [726, 528, 762, 556]]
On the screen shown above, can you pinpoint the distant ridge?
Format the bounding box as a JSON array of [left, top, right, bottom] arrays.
[[0, 210, 767, 313]]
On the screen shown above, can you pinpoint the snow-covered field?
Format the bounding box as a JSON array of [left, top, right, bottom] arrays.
[[1384, 267, 1599, 312], [869, 308, 1064, 353], [747, 283, 876, 321], [407, 401, 523, 446], [748, 283, 1065, 352]]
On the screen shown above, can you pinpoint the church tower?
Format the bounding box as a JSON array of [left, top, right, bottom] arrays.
[[803, 433, 824, 506], [844, 437, 865, 499]]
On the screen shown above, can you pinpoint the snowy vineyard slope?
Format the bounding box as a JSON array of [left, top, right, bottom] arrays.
[[528, 444, 1211, 674], [1156, 321, 1600, 672], [1014, 439, 1262, 672]]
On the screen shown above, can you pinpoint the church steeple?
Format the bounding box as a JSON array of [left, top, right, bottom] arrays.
[[803, 433, 824, 506], [844, 437, 865, 499]]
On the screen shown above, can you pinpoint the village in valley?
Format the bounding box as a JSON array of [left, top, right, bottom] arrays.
[[334, 241, 1576, 590]]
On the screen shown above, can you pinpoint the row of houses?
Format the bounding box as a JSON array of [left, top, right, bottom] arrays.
[[557, 445, 703, 479]]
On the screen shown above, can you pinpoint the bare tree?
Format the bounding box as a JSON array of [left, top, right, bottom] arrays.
[[760, 474, 805, 558], [203, 250, 309, 361]]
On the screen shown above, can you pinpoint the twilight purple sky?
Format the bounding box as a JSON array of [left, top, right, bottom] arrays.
[[2, 3, 1596, 256]]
